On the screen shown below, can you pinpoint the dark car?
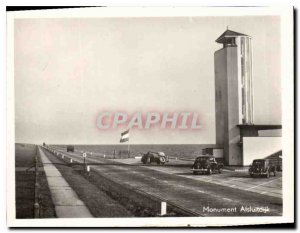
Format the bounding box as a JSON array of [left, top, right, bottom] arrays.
[[67, 145, 74, 152], [249, 159, 276, 178], [141, 151, 169, 165], [191, 156, 223, 175]]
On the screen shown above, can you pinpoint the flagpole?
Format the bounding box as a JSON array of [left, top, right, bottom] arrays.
[[120, 129, 130, 158], [127, 141, 130, 158], [127, 129, 130, 158]]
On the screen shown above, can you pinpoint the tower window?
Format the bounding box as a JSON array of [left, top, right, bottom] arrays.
[[223, 38, 236, 48]]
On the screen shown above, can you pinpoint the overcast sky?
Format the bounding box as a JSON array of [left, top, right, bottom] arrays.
[[14, 15, 281, 144]]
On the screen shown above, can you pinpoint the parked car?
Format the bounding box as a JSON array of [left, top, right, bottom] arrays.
[[191, 156, 223, 175], [249, 159, 276, 178], [67, 145, 74, 152], [141, 151, 169, 165]]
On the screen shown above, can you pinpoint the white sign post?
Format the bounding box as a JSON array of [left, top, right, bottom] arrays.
[[161, 202, 167, 216]]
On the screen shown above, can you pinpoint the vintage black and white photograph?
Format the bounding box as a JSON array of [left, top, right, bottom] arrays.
[[6, 7, 294, 227]]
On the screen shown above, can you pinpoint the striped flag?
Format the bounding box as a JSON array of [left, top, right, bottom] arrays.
[[120, 129, 129, 143]]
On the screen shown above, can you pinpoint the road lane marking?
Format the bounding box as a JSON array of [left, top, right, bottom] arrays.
[[222, 198, 232, 201], [224, 178, 244, 182], [245, 177, 282, 191]]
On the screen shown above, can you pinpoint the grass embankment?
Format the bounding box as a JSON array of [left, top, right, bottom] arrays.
[[45, 149, 191, 217], [15, 144, 56, 218]]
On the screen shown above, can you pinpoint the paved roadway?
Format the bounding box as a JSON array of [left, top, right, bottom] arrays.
[[51, 147, 282, 216], [113, 158, 282, 199]]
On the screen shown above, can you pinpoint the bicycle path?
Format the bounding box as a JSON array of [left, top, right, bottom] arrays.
[[38, 146, 93, 218]]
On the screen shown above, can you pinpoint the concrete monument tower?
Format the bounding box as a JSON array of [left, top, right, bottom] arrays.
[[214, 29, 254, 165]]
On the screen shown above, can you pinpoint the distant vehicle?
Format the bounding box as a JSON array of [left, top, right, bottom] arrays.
[[191, 156, 223, 175], [67, 145, 74, 152], [43, 142, 46, 146], [249, 159, 276, 178], [141, 151, 169, 165]]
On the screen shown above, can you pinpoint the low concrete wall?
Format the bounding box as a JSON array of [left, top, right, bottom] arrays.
[[243, 137, 281, 165], [258, 129, 282, 137]]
